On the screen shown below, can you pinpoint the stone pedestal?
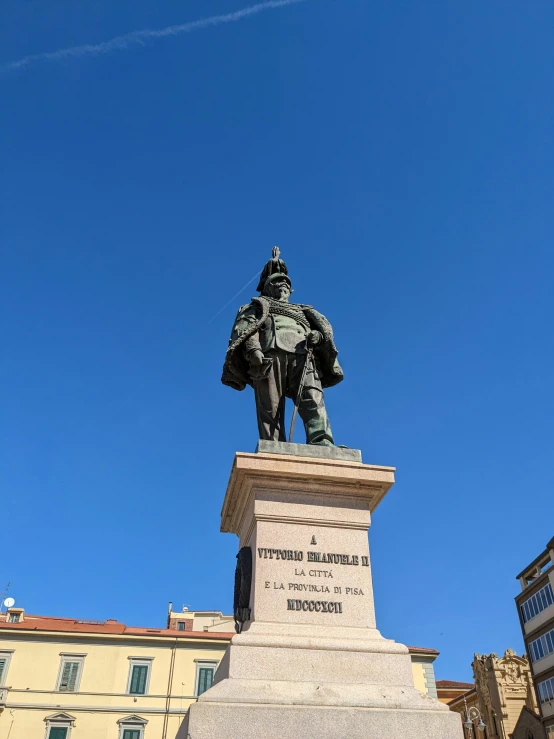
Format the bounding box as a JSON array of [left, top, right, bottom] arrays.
[[178, 445, 462, 739]]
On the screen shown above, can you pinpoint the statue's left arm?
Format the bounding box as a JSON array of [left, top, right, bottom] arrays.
[[303, 307, 344, 388]]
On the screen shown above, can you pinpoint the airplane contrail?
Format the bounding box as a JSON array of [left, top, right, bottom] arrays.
[[1, 0, 306, 74]]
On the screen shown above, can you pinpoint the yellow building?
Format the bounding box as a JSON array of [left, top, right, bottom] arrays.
[[436, 680, 475, 705], [0, 607, 233, 739], [0, 605, 442, 739]]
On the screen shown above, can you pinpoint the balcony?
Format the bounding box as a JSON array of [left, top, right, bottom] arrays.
[[0, 687, 8, 709]]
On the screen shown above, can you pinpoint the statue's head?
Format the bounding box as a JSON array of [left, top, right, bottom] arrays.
[[257, 246, 291, 300], [262, 273, 292, 302]]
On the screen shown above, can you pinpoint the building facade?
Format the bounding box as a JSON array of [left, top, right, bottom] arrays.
[[0, 607, 233, 739], [515, 537, 554, 739], [165, 605, 234, 633], [447, 650, 544, 739], [436, 680, 475, 705], [0, 605, 442, 739]]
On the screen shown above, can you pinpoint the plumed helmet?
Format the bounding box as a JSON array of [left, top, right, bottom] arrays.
[[256, 246, 291, 293]]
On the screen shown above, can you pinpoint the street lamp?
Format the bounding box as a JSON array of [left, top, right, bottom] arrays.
[[463, 696, 486, 736]]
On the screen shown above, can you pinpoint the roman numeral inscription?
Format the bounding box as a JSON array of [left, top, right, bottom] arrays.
[[287, 599, 343, 613]]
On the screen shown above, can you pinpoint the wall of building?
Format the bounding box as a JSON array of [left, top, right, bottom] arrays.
[[511, 706, 546, 739], [0, 630, 228, 739], [516, 537, 554, 738], [410, 656, 438, 699]]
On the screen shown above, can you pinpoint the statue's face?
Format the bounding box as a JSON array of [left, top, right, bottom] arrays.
[[264, 278, 291, 302]]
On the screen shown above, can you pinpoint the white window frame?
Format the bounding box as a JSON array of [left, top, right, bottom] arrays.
[[55, 654, 86, 693], [521, 583, 554, 623], [194, 660, 218, 697], [126, 658, 153, 696], [117, 714, 148, 739], [44, 712, 76, 739], [538, 676, 554, 704], [0, 651, 14, 686], [530, 627, 554, 663]]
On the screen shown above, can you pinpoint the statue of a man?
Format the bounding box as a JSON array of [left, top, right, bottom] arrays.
[[221, 249, 343, 445]]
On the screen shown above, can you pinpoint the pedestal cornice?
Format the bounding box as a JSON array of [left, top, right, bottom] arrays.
[[220, 451, 395, 535]]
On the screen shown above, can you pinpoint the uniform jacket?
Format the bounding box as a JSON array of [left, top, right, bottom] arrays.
[[221, 296, 344, 391]]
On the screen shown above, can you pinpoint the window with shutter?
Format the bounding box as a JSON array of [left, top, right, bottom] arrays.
[[47, 728, 68, 739], [58, 661, 80, 692], [0, 659, 6, 683], [129, 664, 149, 695], [122, 730, 141, 739], [197, 667, 214, 696]]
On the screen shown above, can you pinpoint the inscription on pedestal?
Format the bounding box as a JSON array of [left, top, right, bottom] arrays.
[[257, 547, 369, 616]]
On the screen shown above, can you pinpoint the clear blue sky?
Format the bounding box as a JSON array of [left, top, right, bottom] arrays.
[[2, 0, 553, 682]]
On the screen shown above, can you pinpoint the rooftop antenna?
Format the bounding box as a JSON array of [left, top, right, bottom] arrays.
[[0, 582, 12, 614], [182, 604, 191, 612]]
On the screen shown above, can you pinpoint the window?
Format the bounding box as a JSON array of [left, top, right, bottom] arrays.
[[195, 661, 218, 696], [538, 676, 554, 704], [44, 712, 75, 739], [8, 613, 20, 623], [48, 730, 68, 739], [56, 655, 85, 692], [177, 622, 185, 631], [117, 715, 147, 739], [127, 659, 152, 695], [529, 628, 554, 663], [521, 583, 554, 623], [0, 652, 13, 685]]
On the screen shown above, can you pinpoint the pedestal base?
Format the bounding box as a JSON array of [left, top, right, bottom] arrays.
[[180, 701, 462, 739], [178, 622, 462, 739], [177, 448, 463, 739]]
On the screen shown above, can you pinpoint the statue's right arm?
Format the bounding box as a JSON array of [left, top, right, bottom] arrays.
[[230, 304, 258, 340], [231, 304, 263, 364]]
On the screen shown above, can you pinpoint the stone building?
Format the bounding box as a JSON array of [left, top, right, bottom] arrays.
[[511, 705, 547, 739], [447, 649, 544, 739], [515, 537, 554, 739], [0, 604, 442, 739]]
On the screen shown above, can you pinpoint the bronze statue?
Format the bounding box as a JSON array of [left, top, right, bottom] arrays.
[[221, 248, 343, 445]]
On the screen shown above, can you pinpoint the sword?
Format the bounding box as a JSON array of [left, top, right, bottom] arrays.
[[289, 347, 313, 443]]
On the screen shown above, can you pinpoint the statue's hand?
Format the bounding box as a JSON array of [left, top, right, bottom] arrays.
[[249, 350, 265, 367], [307, 330, 322, 348]]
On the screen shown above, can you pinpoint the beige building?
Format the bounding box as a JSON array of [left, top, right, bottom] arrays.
[[515, 537, 554, 739], [165, 605, 234, 633], [436, 680, 475, 705], [0, 606, 234, 739], [0, 604, 442, 738], [447, 649, 543, 739]]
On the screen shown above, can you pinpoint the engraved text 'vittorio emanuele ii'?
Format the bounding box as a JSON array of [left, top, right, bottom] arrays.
[[257, 549, 370, 566]]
